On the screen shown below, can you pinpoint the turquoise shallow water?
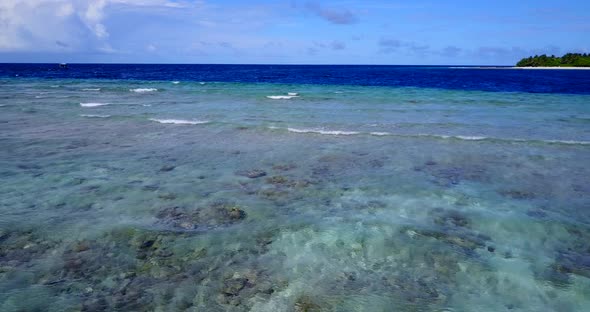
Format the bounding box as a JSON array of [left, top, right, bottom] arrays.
[[1, 78, 590, 311]]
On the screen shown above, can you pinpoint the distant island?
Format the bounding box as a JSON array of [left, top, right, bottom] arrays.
[[516, 53, 590, 67]]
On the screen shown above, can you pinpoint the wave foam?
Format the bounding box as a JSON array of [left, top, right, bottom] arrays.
[[369, 132, 392, 136], [172, 81, 180, 84], [149, 118, 209, 125], [82, 88, 101, 91], [418, 134, 499, 141], [424, 134, 590, 145], [544, 139, 590, 145], [436, 135, 487, 141], [80, 114, 110, 118], [80, 102, 109, 107], [267, 95, 299, 100], [269, 127, 590, 145], [130, 88, 158, 93], [284, 127, 359, 135]]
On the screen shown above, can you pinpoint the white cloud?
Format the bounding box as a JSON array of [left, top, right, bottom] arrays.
[[56, 2, 74, 17], [111, 0, 191, 8], [0, 0, 192, 52], [83, 0, 108, 38]]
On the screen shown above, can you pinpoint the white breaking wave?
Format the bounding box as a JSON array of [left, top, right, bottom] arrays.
[[80, 102, 109, 107], [80, 114, 110, 118], [269, 126, 362, 136], [370, 132, 392, 136], [149, 118, 209, 125], [269, 126, 590, 145], [417, 134, 498, 141], [423, 134, 590, 145], [437, 135, 487, 141], [267, 95, 299, 100], [544, 139, 590, 145], [130, 88, 158, 93], [454, 135, 487, 140], [283, 127, 359, 135], [288, 92, 299, 96], [82, 88, 101, 91], [172, 81, 180, 84]]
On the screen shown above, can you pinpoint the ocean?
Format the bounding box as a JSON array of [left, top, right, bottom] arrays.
[[1, 64, 589, 311]]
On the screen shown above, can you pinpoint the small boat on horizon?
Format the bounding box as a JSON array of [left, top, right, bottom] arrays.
[[59, 63, 68, 69]]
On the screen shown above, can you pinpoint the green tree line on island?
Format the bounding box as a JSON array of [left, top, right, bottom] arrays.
[[516, 53, 590, 67]]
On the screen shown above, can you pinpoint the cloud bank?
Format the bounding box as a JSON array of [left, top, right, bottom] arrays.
[[0, 0, 187, 53], [0, 0, 587, 65]]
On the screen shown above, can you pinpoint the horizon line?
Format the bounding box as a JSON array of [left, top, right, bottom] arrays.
[[0, 62, 513, 67]]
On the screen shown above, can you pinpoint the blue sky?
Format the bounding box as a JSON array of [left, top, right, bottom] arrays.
[[1, 0, 589, 65]]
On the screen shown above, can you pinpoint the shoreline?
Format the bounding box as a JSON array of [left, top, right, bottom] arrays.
[[450, 66, 590, 70], [511, 66, 590, 70]]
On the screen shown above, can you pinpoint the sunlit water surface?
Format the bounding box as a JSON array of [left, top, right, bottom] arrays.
[[1, 78, 589, 311]]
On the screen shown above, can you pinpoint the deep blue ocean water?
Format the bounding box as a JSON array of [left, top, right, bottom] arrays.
[[2, 63, 590, 94], [0, 64, 589, 311]]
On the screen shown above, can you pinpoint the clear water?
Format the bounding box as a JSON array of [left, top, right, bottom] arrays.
[[1, 75, 589, 311]]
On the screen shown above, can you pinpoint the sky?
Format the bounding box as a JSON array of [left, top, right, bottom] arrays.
[[1, 0, 589, 65]]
